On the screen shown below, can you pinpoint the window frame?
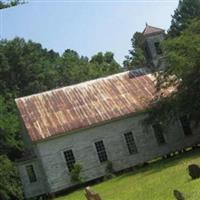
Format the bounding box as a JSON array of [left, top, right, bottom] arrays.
[[180, 115, 192, 136], [124, 132, 138, 155], [63, 149, 76, 172], [94, 140, 108, 163], [26, 164, 37, 183], [152, 123, 166, 145], [154, 41, 162, 55]]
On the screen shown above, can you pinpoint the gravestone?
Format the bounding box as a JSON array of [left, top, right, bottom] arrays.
[[85, 187, 102, 200], [173, 190, 185, 200]]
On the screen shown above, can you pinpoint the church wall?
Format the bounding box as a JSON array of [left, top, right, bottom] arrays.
[[33, 114, 200, 194], [17, 159, 47, 198], [145, 33, 165, 64]]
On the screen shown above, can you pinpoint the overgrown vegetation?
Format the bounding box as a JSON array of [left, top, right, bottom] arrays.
[[147, 19, 200, 125], [146, 0, 200, 126], [69, 163, 83, 183]]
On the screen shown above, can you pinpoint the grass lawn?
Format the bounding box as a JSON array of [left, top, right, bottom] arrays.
[[56, 150, 200, 200]]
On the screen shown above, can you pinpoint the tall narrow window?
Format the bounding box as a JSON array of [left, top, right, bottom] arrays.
[[124, 132, 137, 154], [64, 149, 76, 172], [180, 116, 192, 136], [152, 123, 166, 145], [26, 165, 37, 183], [95, 140, 108, 163], [154, 42, 162, 55]]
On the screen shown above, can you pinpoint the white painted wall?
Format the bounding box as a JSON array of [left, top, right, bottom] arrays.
[[18, 114, 200, 198]]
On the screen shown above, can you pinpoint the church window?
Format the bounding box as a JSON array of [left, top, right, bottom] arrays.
[[95, 140, 108, 163], [154, 42, 162, 55], [64, 149, 76, 172], [180, 116, 192, 136], [152, 123, 166, 145], [124, 132, 137, 154], [26, 165, 37, 183]]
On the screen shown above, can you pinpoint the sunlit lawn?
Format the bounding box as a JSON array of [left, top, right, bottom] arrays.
[[56, 150, 200, 200]]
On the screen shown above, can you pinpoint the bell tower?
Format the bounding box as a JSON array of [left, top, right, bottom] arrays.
[[143, 24, 165, 69]]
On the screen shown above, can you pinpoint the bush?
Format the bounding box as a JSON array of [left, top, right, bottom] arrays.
[[188, 164, 200, 179], [69, 163, 83, 183], [104, 161, 115, 180]]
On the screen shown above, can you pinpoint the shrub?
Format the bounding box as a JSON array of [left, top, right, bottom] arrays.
[[69, 163, 83, 183], [106, 161, 114, 174], [104, 161, 115, 180], [188, 164, 200, 179]]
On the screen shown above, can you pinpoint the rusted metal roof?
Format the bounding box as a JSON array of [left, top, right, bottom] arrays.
[[143, 25, 164, 36], [16, 70, 159, 142]]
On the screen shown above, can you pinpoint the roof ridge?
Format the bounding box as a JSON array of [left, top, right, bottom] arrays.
[[15, 71, 129, 101], [143, 24, 164, 36]]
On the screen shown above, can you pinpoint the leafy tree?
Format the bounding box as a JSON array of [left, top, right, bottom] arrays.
[[0, 96, 23, 199], [0, 0, 24, 9], [90, 51, 121, 76], [0, 155, 23, 200], [123, 32, 147, 69], [0, 38, 60, 200], [168, 0, 200, 37], [58, 50, 121, 86], [0, 38, 60, 96], [58, 49, 90, 85], [0, 37, 121, 199], [0, 96, 22, 159], [147, 19, 200, 124]]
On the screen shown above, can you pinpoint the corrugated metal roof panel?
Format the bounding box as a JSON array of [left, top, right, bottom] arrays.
[[16, 70, 159, 142]]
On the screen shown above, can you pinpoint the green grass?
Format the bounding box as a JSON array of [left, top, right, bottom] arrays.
[[56, 150, 200, 200]]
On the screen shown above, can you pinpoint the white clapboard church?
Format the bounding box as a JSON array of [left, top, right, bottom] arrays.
[[15, 25, 200, 199]]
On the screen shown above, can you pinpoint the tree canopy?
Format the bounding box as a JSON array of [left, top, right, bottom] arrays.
[[0, 37, 121, 200], [0, 0, 24, 9], [123, 32, 147, 69], [168, 0, 200, 37], [148, 19, 200, 124]]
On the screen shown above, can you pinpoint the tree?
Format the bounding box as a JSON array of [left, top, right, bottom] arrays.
[[168, 0, 200, 37], [0, 37, 121, 199], [0, 38, 60, 96], [0, 96, 22, 159], [58, 49, 89, 85], [147, 19, 200, 124], [0, 96, 23, 199], [0, 38, 60, 200], [0, 155, 23, 200], [58, 50, 121, 86], [123, 32, 147, 69], [90, 52, 122, 76], [0, 0, 24, 9]]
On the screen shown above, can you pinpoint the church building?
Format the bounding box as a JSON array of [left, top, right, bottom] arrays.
[[16, 25, 200, 199]]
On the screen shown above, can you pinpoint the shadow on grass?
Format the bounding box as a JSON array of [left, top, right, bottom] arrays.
[[116, 149, 200, 181], [56, 149, 200, 199]]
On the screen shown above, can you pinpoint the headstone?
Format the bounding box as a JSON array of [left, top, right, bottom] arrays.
[[85, 187, 102, 200], [173, 190, 185, 200]]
